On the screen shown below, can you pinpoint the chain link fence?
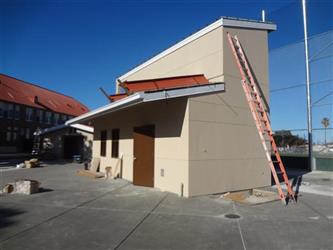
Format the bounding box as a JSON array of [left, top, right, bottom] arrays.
[[267, 1, 332, 169]]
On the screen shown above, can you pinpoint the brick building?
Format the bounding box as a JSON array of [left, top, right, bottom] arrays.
[[0, 74, 89, 153]]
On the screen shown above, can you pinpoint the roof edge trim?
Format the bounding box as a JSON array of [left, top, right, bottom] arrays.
[[118, 19, 222, 82], [66, 83, 224, 124], [66, 93, 143, 125]]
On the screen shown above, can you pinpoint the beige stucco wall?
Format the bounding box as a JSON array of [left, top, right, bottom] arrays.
[[92, 98, 190, 196], [119, 26, 224, 85], [88, 24, 273, 197], [187, 27, 271, 196]]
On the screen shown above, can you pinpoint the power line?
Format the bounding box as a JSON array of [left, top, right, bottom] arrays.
[[309, 41, 333, 62], [269, 29, 333, 53], [310, 54, 333, 62], [312, 91, 333, 106], [313, 102, 333, 108], [270, 78, 333, 93], [273, 127, 333, 132]]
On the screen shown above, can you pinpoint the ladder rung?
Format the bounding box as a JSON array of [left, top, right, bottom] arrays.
[[228, 34, 295, 204], [263, 129, 272, 135]]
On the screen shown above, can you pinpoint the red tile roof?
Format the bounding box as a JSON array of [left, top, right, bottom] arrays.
[[0, 74, 89, 116], [121, 74, 209, 93]]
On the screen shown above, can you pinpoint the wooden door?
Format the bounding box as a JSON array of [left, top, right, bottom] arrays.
[[133, 125, 155, 187]]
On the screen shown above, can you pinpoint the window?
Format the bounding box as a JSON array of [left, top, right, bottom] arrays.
[[100, 130, 107, 157], [0, 101, 4, 118], [7, 104, 13, 119], [26, 107, 33, 121], [26, 128, 30, 139], [62, 115, 68, 123], [54, 113, 59, 125], [14, 105, 20, 120], [6, 131, 11, 142], [36, 110, 43, 123], [45, 111, 52, 124], [12, 127, 18, 141], [111, 129, 119, 158]]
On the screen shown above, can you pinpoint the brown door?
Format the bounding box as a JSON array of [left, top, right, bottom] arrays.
[[133, 125, 155, 187]]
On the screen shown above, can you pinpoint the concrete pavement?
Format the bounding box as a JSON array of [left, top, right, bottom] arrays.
[[0, 163, 332, 250]]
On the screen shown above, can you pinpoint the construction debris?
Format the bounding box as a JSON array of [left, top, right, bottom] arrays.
[[24, 158, 40, 168], [2, 184, 14, 194], [77, 157, 104, 179], [16, 163, 25, 169], [15, 180, 40, 194], [223, 189, 279, 205], [1, 180, 40, 195]]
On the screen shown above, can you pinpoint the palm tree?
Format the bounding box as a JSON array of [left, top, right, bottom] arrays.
[[321, 117, 330, 145]]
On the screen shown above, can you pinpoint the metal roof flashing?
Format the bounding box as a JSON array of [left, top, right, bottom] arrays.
[[117, 17, 276, 82], [221, 17, 277, 32], [66, 83, 224, 125]]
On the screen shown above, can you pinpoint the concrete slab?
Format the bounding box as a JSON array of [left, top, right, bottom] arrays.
[[1, 208, 147, 250], [83, 184, 166, 212], [235, 199, 320, 222], [238, 217, 333, 250], [0, 202, 68, 242], [0, 162, 332, 250], [118, 213, 244, 250], [154, 193, 234, 217]]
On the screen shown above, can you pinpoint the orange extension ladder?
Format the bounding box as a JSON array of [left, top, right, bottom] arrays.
[[227, 32, 295, 204]]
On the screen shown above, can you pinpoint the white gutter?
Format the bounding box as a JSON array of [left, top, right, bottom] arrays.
[[70, 124, 94, 133], [66, 93, 143, 125], [118, 17, 276, 82], [34, 123, 94, 136], [66, 83, 224, 125]]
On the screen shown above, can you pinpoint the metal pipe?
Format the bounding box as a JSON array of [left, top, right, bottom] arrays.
[[302, 0, 313, 170], [262, 10, 266, 22]]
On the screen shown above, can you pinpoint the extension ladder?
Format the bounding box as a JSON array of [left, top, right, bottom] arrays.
[[227, 33, 294, 204]]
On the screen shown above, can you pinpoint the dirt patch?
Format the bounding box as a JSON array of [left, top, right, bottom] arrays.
[[223, 189, 279, 205]]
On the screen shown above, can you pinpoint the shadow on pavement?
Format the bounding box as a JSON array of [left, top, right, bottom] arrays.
[[0, 207, 25, 229]]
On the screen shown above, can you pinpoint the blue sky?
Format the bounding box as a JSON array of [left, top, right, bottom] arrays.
[[0, 0, 332, 141]]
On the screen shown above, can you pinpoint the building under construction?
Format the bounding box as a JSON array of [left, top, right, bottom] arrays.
[[68, 17, 292, 198]]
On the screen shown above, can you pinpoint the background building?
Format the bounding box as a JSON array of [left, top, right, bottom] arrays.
[[0, 74, 89, 153]]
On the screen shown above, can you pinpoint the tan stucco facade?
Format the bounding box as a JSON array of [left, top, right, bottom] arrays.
[[187, 27, 271, 196], [89, 23, 273, 197], [92, 99, 190, 196], [120, 26, 224, 83]]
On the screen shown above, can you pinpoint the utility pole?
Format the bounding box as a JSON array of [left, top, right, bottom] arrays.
[[302, 0, 313, 170]]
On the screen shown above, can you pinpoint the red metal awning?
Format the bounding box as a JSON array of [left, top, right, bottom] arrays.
[[121, 74, 209, 93]]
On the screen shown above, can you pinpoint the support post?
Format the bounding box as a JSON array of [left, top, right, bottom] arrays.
[[302, 0, 313, 171]]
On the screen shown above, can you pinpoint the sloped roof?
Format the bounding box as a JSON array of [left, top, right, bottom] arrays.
[[67, 82, 224, 125], [118, 17, 276, 82], [34, 123, 94, 136], [0, 74, 89, 116]]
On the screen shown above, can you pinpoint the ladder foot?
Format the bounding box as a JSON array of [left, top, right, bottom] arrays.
[[285, 194, 297, 205]]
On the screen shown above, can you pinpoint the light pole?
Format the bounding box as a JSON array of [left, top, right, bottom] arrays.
[[302, 0, 313, 170]]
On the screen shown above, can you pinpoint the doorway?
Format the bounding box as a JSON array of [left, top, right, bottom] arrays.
[[63, 135, 84, 159], [133, 125, 155, 187]]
